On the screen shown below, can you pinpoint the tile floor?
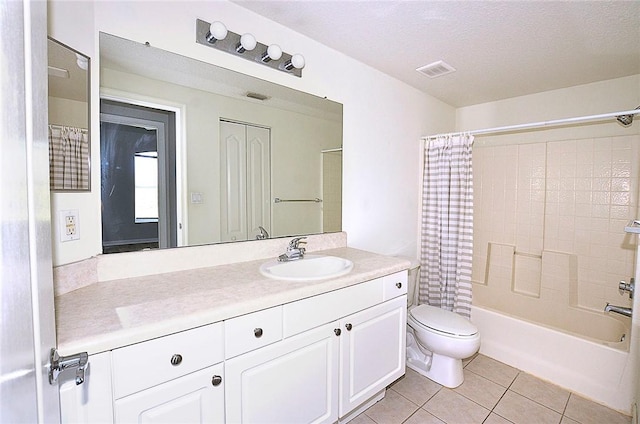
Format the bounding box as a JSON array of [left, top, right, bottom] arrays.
[[352, 354, 631, 424]]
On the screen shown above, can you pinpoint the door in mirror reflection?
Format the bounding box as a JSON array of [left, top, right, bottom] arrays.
[[220, 120, 271, 242], [100, 101, 177, 253]]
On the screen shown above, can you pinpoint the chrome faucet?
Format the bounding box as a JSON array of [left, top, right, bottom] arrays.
[[278, 237, 306, 262], [256, 226, 269, 240], [604, 303, 632, 318]]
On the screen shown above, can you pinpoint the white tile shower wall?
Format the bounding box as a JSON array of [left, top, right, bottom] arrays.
[[473, 134, 639, 312], [515, 143, 546, 256]]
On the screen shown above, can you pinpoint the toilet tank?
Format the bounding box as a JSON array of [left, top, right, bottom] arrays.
[[398, 257, 420, 308]]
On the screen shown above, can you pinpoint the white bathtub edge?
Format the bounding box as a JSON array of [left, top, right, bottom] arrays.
[[472, 305, 635, 414]]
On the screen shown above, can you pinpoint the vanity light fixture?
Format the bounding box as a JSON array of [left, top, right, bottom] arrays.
[[196, 19, 304, 77], [75, 54, 89, 71], [261, 44, 282, 62], [284, 53, 305, 71], [206, 21, 228, 44], [236, 33, 257, 53]]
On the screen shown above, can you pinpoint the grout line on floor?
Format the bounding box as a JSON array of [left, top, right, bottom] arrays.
[[363, 354, 631, 424], [561, 393, 572, 417]]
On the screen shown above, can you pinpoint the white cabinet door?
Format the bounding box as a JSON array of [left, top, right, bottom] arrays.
[[114, 363, 224, 424], [225, 321, 339, 424], [59, 352, 114, 424], [339, 296, 407, 417]]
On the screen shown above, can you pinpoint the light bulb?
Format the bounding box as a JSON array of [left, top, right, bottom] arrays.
[[75, 54, 89, 71], [261, 44, 282, 62], [284, 53, 305, 70], [207, 21, 228, 43], [236, 33, 257, 53]]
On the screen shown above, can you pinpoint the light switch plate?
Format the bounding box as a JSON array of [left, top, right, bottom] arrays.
[[191, 192, 204, 204], [59, 209, 79, 242]]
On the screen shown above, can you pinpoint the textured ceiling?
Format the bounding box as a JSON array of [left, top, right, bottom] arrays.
[[232, 0, 640, 107]]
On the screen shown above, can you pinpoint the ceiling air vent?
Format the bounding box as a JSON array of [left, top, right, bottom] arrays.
[[416, 60, 456, 78], [246, 92, 270, 101]]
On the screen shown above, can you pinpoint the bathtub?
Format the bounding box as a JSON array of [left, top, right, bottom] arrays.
[[471, 305, 635, 414]]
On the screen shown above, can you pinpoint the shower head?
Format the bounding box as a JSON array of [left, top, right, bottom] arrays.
[[617, 106, 640, 127]]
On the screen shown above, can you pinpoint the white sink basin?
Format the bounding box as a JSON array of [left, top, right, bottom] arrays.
[[259, 255, 354, 281]]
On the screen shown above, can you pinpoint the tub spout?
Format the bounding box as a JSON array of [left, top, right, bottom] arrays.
[[604, 303, 632, 318]]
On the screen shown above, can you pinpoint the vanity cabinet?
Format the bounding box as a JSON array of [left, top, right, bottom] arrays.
[[112, 322, 225, 423], [339, 295, 406, 417], [59, 351, 114, 423], [225, 321, 340, 424], [114, 363, 224, 423], [111, 322, 224, 399], [59, 270, 407, 423], [226, 270, 408, 423]]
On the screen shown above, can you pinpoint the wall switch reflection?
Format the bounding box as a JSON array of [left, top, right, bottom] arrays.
[[191, 192, 204, 204]]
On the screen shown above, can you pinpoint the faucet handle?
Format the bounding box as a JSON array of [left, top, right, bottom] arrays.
[[256, 226, 269, 240], [619, 278, 634, 299], [289, 237, 307, 249]]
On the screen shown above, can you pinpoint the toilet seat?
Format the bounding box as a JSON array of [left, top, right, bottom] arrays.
[[409, 305, 478, 337]]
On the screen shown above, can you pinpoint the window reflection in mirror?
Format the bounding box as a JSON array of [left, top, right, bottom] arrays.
[[134, 152, 159, 224]]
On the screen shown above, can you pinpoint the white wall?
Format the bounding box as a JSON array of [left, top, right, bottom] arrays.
[[48, 0, 455, 266], [48, 97, 88, 128]]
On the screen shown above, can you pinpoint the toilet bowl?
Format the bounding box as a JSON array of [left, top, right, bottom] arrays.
[[403, 259, 480, 388]]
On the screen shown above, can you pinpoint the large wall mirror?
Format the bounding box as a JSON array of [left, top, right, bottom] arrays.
[[48, 37, 90, 191], [98, 33, 343, 253]]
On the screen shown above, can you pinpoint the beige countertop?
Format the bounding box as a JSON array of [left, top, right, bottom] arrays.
[[55, 247, 410, 355]]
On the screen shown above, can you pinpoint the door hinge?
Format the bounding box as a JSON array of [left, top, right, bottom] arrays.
[[48, 348, 88, 386]]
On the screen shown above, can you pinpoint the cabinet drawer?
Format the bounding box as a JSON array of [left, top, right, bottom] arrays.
[[225, 306, 283, 359], [383, 271, 408, 301], [112, 322, 223, 399], [283, 278, 384, 338]]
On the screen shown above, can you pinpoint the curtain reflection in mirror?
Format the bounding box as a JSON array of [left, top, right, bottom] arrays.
[[48, 124, 89, 190]]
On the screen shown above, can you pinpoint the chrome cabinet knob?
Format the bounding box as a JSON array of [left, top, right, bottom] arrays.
[[211, 375, 222, 386], [254, 328, 263, 338], [396, 282, 402, 289], [170, 354, 183, 366], [345, 323, 352, 331]]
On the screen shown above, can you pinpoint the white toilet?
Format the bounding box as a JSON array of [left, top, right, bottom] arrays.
[[404, 260, 480, 388]]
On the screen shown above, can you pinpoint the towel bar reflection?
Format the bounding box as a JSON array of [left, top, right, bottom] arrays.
[[274, 197, 322, 203]]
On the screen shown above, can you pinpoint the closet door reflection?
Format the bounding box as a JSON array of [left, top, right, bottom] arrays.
[[220, 120, 271, 242], [100, 117, 172, 253]]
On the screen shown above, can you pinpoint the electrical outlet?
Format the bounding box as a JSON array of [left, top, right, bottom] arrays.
[[59, 210, 80, 242]]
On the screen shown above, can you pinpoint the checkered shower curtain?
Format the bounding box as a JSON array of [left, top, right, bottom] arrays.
[[419, 134, 474, 318], [49, 125, 89, 190]]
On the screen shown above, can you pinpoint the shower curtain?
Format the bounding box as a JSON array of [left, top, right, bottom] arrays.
[[48, 125, 89, 190], [419, 134, 474, 318]]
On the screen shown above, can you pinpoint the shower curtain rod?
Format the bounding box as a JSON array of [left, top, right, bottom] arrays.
[[422, 108, 640, 140]]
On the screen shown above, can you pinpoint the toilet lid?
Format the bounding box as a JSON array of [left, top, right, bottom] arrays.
[[410, 305, 478, 336]]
